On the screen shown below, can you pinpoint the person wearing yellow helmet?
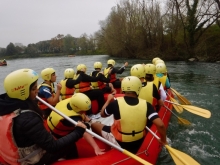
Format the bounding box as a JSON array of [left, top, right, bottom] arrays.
[[73, 64, 106, 119], [137, 64, 165, 115], [59, 68, 83, 100], [38, 68, 62, 119], [91, 62, 116, 94], [144, 64, 166, 102], [103, 59, 128, 88], [0, 69, 87, 165], [155, 63, 171, 90], [152, 57, 160, 65], [130, 64, 163, 114], [47, 93, 105, 156], [91, 76, 167, 154]]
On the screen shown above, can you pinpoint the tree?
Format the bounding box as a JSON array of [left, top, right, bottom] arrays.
[[173, 0, 220, 59], [50, 34, 64, 53], [63, 34, 76, 54], [77, 33, 89, 54], [6, 43, 17, 56], [25, 44, 38, 56]]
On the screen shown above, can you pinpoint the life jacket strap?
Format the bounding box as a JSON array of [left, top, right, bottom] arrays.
[[117, 129, 144, 137]]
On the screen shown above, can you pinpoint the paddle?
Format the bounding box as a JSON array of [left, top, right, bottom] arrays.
[[166, 91, 183, 113], [146, 127, 200, 165], [171, 88, 191, 105], [36, 96, 152, 165], [164, 105, 191, 125], [165, 100, 211, 118]]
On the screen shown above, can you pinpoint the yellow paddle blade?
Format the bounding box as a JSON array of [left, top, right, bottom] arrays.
[[165, 145, 200, 165], [123, 150, 152, 165], [171, 98, 183, 113], [181, 105, 211, 118], [164, 105, 191, 125], [177, 117, 191, 125], [171, 88, 191, 105]]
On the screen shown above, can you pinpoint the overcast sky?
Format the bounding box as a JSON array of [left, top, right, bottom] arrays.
[[0, 0, 118, 48]]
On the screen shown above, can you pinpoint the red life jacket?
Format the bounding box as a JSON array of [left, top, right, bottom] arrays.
[[0, 110, 20, 165], [104, 67, 116, 83], [0, 110, 43, 165], [74, 74, 91, 93], [90, 72, 106, 89]]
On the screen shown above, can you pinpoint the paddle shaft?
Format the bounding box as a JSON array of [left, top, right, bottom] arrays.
[[164, 105, 179, 119], [165, 100, 183, 106], [146, 126, 160, 140], [36, 96, 152, 165]]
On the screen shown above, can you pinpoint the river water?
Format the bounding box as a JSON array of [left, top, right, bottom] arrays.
[[0, 55, 219, 165]]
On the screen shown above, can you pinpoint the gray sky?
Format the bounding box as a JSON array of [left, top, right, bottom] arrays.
[[0, 0, 118, 48]]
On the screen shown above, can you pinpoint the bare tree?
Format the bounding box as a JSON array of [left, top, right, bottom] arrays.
[[173, 0, 220, 59]]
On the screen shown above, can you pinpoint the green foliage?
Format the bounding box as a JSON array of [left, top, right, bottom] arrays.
[[6, 43, 17, 56], [2, 0, 219, 62]]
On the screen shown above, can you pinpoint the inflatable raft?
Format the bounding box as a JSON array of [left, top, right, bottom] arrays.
[[0, 90, 173, 165], [52, 90, 173, 165]]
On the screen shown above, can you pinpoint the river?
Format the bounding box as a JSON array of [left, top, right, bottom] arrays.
[[0, 55, 219, 165]]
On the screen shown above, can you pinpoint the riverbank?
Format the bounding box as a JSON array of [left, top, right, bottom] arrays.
[[1, 53, 220, 63]]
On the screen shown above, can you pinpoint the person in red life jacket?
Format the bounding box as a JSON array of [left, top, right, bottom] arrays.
[[60, 68, 75, 100], [0, 69, 86, 165], [91, 62, 116, 94], [91, 76, 167, 154], [130, 64, 164, 114], [38, 68, 62, 119], [47, 93, 105, 156], [103, 59, 128, 88], [59, 68, 83, 100], [155, 62, 171, 91], [73, 64, 105, 119], [2, 59, 7, 64]]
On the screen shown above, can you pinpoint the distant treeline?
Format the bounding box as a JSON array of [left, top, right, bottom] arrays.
[[1, 0, 220, 62]]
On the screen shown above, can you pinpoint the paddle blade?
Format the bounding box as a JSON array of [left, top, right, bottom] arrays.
[[165, 145, 200, 165], [123, 150, 152, 165], [171, 88, 191, 105], [171, 98, 183, 113], [177, 117, 191, 125], [181, 105, 211, 118]]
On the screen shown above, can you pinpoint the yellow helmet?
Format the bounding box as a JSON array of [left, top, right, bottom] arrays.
[[70, 93, 91, 113], [64, 68, 75, 78], [77, 64, 87, 72], [145, 64, 156, 75], [152, 57, 160, 64], [155, 59, 165, 65], [121, 76, 142, 95], [94, 62, 102, 69], [4, 69, 39, 100], [156, 63, 167, 74], [107, 59, 115, 66], [41, 68, 55, 81], [130, 64, 145, 78]]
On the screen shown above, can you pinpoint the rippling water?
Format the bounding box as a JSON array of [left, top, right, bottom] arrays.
[[0, 55, 220, 165]]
